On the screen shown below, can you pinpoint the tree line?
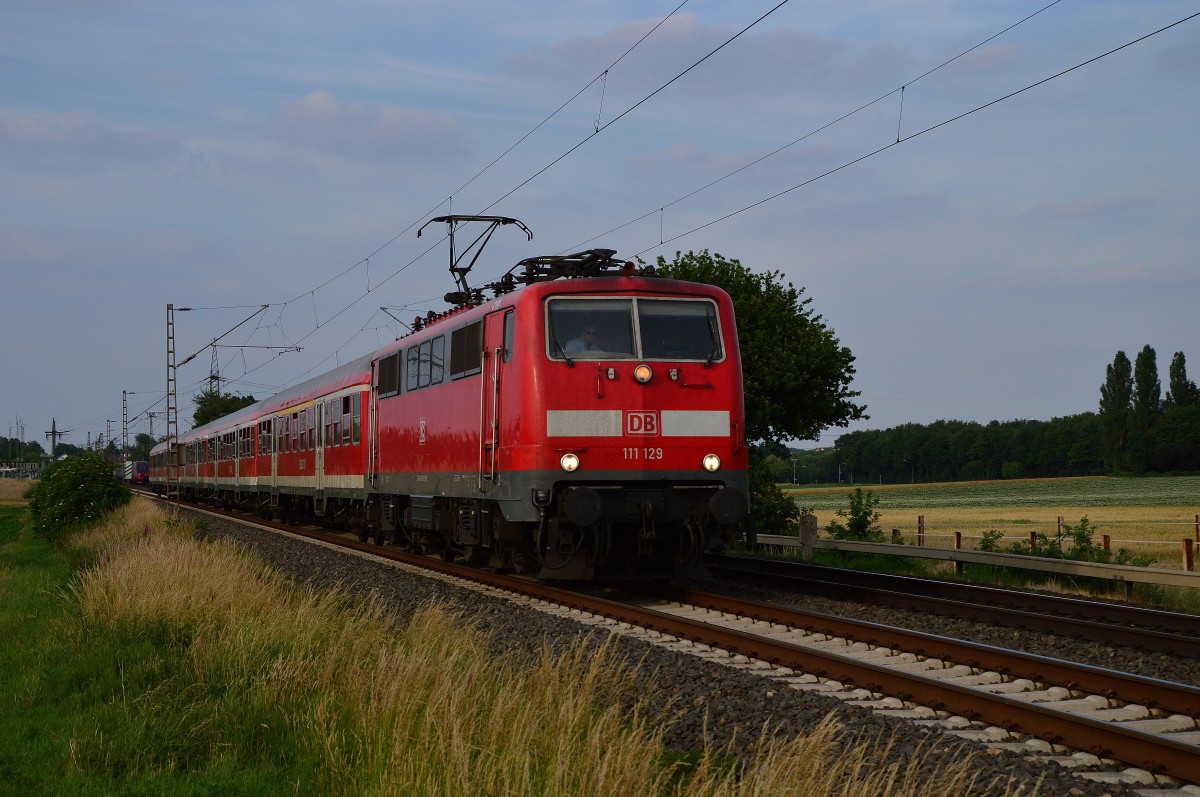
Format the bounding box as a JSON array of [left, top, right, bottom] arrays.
[[1100, 347, 1200, 474], [768, 346, 1200, 485]]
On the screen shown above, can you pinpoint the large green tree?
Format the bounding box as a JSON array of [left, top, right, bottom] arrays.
[[1165, 351, 1199, 409], [192, 389, 257, 428], [1098, 350, 1132, 473], [1130, 345, 1161, 474], [130, 432, 156, 461], [655, 250, 866, 443], [655, 250, 866, 532]]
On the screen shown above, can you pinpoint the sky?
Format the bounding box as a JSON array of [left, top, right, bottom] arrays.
[[2, 0, 1197, 454]]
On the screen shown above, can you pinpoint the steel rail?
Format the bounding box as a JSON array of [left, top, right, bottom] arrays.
[[625, 582, 1200, 716], [707, 555, 1200, 658], [557, 594, 1200, 784]]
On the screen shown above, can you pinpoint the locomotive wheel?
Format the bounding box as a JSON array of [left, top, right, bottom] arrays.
[[511, 549, 538, 576], [390, 524, 418, 552]]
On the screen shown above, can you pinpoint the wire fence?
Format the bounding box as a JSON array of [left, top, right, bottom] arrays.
[[872, 514, 1199, 570]]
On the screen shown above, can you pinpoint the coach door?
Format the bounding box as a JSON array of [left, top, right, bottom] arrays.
[[314, 401, 325, 510], [479, 309, 512, 487]]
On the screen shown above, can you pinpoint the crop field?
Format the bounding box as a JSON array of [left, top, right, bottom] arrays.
[[784, 476, 1200, 567]]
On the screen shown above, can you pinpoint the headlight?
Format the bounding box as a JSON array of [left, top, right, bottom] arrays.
[[702, 454, 721, 472], [633, 364, 653, 383], [560, 453, 580, 472]]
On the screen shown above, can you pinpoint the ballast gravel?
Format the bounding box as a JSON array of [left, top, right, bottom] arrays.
[[198, 512, 1154, 797]]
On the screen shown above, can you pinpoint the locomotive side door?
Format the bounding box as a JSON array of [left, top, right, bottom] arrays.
[[479, 309, 513, 487]]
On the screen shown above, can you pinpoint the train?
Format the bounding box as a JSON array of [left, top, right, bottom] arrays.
[[151, 221, 749, 579], [117, 460, 149, 485]]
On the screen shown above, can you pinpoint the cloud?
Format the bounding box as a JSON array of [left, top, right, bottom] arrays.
[[259, 91, 470, 161], [1023, 196, 1152, 222], [0, 111, 183, 170]]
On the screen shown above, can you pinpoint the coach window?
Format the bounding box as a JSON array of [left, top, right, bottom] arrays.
[[307, 407, 315, 450], [292, 412, 299, 452], [342, 396, 352, 445], [301, 409, 308, 451], [352, 396, 361, 444]]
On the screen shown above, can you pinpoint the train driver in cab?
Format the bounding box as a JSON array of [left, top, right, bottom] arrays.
[[564, 324, 602, 353]]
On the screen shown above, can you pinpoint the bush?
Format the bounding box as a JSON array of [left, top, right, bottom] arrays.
[[825, 487, 884, 542], [748, 447, 802, 535], [29, 453, 130, 541]]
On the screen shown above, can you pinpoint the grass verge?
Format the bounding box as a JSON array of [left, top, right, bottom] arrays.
[[1, 497, 1026, 796]]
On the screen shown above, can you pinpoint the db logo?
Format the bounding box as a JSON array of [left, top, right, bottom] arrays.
[[625, 411, 659, 436]]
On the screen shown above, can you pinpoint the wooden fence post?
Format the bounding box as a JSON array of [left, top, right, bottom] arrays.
[[954, 531, 963, 575], [1183, 539, 1194, 572], [918, 515, 924, 546], [1102, 534, 1111, 552]]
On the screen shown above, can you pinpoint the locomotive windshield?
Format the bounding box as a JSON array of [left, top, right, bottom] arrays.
[[547, 297, 723, 362]]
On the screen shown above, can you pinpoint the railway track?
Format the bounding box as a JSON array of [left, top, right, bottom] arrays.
[[706, 554, 1200, 659], [603, 581, 1200, 788], [154, 495, 1200, 793]]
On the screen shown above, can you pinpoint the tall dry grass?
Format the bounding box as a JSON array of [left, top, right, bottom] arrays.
[[0, 478, 32, 505], [65, 499, 1025, 796]]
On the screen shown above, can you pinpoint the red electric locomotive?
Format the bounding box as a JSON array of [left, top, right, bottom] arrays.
[[152, 217, 749, 579]]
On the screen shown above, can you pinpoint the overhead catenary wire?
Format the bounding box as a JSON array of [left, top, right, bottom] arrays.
[[631, 10, 1200, 258], [558, 0, 1069, 254], [473, 0, 796, 217]]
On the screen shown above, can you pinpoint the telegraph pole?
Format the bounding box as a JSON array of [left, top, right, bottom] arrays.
[[45, 417, 68, 461], [166, 304, 182, 503], [122, 391, 129, 461]]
